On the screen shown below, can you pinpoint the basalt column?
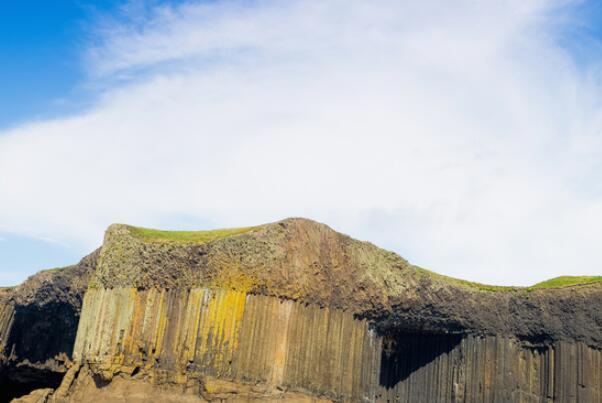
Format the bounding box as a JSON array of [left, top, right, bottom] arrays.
[[73, 287, 382, 401], [376, 334, 602, 403]]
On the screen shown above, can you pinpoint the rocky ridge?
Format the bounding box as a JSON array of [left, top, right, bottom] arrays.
[[1, 218, 601, 402], [93, 219, 602, 347]]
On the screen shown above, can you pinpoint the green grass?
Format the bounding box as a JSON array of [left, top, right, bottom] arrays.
[[125, 222, 600, 290], [415, 267, 602, 292], [528, 276, 602, 289], [126, 225, 259, 244], [414, 267, 521, 292], [40, 266, 66, 274]]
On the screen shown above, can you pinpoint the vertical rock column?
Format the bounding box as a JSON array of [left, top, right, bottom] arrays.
[[69, 288, 602, 402], [377, 335, 602, 403], [73, 288, 248, 379], [233, 295, 380, 401], [72, 288, 381, 401], [0, 302, 15, 356]]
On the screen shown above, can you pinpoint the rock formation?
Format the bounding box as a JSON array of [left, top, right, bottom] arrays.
[[1, 218, 601, 402], [0, 251, 98, 402]]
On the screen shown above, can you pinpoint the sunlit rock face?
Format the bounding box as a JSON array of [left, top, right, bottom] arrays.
[[68, 288, 602, 402], [72, 288, 379, 401], [2, 218, 602, 402]]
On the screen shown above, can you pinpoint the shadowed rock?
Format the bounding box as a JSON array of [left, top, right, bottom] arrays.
[[0, 251, 98, 402]]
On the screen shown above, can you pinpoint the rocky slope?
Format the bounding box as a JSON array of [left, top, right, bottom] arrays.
[[2, 218, 601, 402], [0, 251, 98, 402], [92, 219, 602, 347]]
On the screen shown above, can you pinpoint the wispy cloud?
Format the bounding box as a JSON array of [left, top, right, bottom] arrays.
[[1, 0, 601, 285]]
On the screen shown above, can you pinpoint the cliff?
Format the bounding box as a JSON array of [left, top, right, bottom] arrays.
[[0, 251, 98, 402], [2, 218, 601, 402]]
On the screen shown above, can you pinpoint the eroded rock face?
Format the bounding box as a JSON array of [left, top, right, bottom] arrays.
[[0, 251, 98, 402], [64, 288, 602, 402], [71, 288, 379, 401], [2, 218, 602, 402], [92, 218, 602, 348]]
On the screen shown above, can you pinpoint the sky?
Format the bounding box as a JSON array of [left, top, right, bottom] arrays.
[[1, 0, 602, 286]]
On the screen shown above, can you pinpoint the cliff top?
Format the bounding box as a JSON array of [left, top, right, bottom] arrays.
[[85, 218, 602, 347], [3, 218, 601, 348], [124, 224, 259, 244], [111, 218, 601, 293]]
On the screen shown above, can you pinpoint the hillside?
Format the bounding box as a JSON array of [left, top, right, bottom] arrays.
[[88, 219, 602, 347], [1, 218, 601, 402]]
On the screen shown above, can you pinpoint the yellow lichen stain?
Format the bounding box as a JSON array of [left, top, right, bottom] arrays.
[[196, 289, 246, 375], [126, 289, 146, 363], [206, 259, 257, 294], [203, 376, 253, 394], [72, 287, 382, 401], [180, 288, 204, 366]]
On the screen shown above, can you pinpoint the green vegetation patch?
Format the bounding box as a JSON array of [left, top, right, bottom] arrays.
[[126, 225, 259, 244], [414, 267, 521, 292], [529, 276, 602, 289], [414, 267, 602, 292], [40, 267, 66, 274]]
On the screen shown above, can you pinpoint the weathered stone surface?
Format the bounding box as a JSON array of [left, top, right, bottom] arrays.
[[0, 251, 98, 402], [61, 365, 331, 402], [71, 288, 378, 401], [91, 218, 602, 348], [378, 335, 602, 402], [2, 218, 602, 402], [65, 287, 602, 402]]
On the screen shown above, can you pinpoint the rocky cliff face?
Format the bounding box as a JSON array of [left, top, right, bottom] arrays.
[[67, 288, 602, 402], [2, 218, 601, 402], [0, 251, 98, 402], [90, 220, 602, 347]]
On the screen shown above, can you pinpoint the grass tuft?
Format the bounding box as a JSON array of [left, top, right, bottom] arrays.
[[414, 267, 521, 292], [126, 225, 259, 244], [528, 276, 602, 290], [40, 267, 66, 274], [415, 267, 602, 292]]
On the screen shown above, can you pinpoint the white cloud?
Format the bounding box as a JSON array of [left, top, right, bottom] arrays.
[[1, 0, 601, 285]]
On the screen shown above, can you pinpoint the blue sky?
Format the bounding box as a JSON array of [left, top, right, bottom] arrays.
[[0, 1, 124, 281], [0, 1, 124, 130], [0, 0, 188, 282], [1, 0, 602, 286]]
